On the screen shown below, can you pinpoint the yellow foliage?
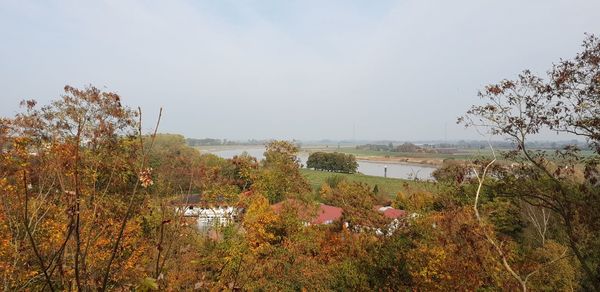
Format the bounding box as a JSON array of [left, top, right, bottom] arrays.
[[242, 194, 280, 254]]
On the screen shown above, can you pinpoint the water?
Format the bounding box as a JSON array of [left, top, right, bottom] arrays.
[[205, 147, 436, 180]]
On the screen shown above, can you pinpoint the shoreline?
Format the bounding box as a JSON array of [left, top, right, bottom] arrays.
[[197, 145, 443, 167], [355, 155, 443, 167]]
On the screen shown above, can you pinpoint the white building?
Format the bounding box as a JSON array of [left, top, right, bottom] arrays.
[[173, 194, 240, 231]]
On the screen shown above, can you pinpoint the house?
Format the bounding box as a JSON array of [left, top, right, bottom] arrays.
[[271, 199, 343, 225], [271, 200, 409, 235], [374, 205, 406, 219], [172, 194, 240, 230], [373, 205, 408, 235]]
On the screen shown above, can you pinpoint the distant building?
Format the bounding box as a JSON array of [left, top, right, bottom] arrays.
[[172, 194, 240, 230]]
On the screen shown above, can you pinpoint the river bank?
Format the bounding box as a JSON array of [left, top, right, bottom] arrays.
[[355, 155, 444, 167], [200, 145, 437, 180]]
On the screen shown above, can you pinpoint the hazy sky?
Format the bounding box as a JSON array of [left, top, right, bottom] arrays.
[[1, 0, 599, 141]]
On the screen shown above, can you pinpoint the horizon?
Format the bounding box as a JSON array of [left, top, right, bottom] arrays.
[[2, 1, 599, 141]]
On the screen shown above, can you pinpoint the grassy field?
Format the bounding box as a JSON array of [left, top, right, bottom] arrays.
[[300, 168, 436, 198]]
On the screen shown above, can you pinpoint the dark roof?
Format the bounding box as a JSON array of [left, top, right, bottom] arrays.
[[171, 194, 202, 205], [171, 193, 238, 207]]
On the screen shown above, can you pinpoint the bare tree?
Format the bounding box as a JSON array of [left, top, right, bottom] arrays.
[[472, 145, 568, 292], [525, 205, 550, 246]]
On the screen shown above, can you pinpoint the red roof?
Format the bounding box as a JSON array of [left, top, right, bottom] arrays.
[[313, 204, 343, 224], [374, 206, 406, 219], [381, 208, 406, 219], [272, 199, 343, 225]]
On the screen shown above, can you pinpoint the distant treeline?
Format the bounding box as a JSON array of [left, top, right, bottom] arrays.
[[186, 138, 267, 146], [306, 152, 358, 173], [357, 142, 443, 153]]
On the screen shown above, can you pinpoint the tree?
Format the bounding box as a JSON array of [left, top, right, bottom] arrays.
[[320, 181, 387, 228], [0, 85, 160, 290], [227, 153, 259, 191], [306, 152, 358, 173], [252, 141, 310, 203], [406, 207, 510, 290], [460, 34, 600, 290], [145, 133, 201, 196]]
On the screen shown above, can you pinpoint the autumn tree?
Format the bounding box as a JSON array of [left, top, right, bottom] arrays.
[[144, 133, 203, 196], [252, 140, 310, 203], [226, 152, 259, 191], [320, 181, 388, 228], [460, 34, 600, 290], [0, 85, 161, 290]]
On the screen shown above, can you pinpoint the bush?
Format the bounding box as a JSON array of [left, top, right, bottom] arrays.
[[306, 152, 358, 173]]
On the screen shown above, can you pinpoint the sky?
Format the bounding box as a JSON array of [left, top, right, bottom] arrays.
[[1, 0, 599, 141]]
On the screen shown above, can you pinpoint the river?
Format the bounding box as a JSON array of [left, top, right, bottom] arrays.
[[206, 147, 436, 180]]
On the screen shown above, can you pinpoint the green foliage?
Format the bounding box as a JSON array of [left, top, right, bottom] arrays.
[[325, 174, 346, 188], [145, 133, 202, 195], [137, 277, 159, 291], [527, 241, 580, 290], [460, 34, 600, 290], [329, 260, 369, 291], [432, 159, 471, 184], [301, 168, 437, 199], [306, 151, 358, 173], [252, 140, 310, 203], [483, 198, 526, 239]]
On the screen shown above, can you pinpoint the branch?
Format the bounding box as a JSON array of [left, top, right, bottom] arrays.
[[524, 247, 569, 283], [22, 171, 55, 292], [100, 107, 162, 291], [472, 143, 575, 291]]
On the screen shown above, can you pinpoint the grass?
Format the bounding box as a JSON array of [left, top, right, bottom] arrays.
[[300, 168, 436, 198]]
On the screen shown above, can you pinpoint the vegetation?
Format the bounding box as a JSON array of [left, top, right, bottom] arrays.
[[306, 151, 358, 173], [457, 33, 600, 291], [357, 142, 438, 153], [0, 34, 598, 291], [300, 168, 434, 198], [331, 146, 485, 160]]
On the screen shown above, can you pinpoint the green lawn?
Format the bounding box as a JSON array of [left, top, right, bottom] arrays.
[[300, 168, 436, 198]]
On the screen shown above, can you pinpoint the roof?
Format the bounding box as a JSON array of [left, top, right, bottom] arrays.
[[313, 204, 343, 224], [374, 206, 407, 219], [272, 199, 343, 225], [172, 194, 202, 205], [171, 194, 232, 207]]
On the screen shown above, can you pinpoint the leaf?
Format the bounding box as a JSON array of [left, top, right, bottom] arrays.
[[138, 277, 159, 291]]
